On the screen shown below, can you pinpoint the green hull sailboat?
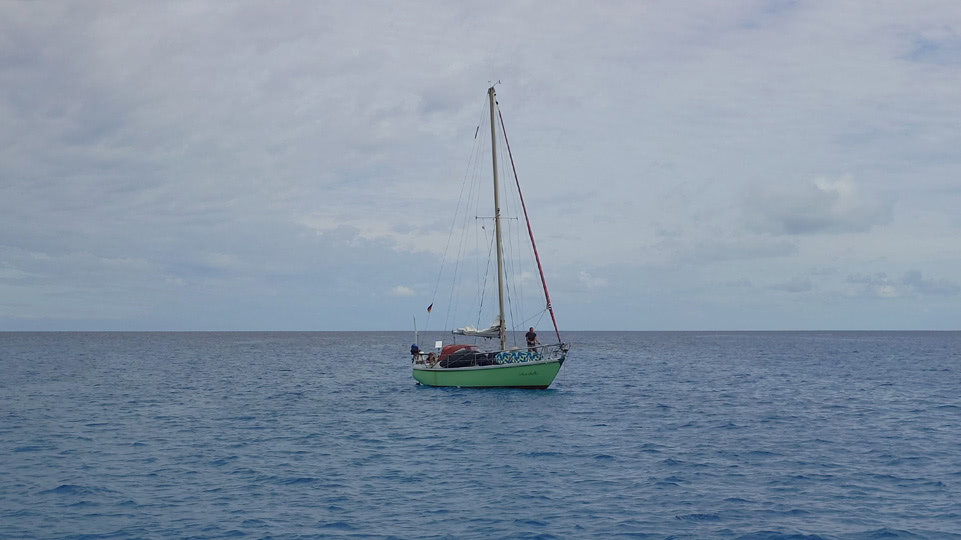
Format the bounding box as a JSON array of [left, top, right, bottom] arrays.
[[413, 354, 564, 390], [411, 86, 569, 389]]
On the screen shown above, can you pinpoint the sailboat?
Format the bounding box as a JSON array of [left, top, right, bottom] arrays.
[[411, 86, 569, 389]]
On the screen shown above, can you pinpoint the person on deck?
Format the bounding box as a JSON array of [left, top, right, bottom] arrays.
[[525, 327, 539, 351], [410, 343, 420, 362]]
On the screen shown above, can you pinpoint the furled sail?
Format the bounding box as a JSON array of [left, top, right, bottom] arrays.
[[453, 315, 502, 338]]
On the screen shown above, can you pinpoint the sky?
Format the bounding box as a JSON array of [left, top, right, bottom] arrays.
[[1, 0, 960, 331]]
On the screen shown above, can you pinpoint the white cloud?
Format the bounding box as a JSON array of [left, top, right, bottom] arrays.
[[847, 273, 900, 298], [390, 285, 415, 297], [876, 285, 898, 298], [842, 270, 960, 300], [578, 271, 607, 289]]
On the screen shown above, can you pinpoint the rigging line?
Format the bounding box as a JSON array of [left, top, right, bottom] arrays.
[[497, 122, 522, 342], [498, 129, 522, 341], [444, 146, 479, 329], [504, 206, 522, 338], [433, 97, 488, 331], [473, 219, 483, 326], [497, 116, 514, 335], [470, 146, 490, 326], [507, 182, 522, 327], [517, 205, 528, 325], [517, 307, 548, 329], [450, 138, 483, 332], [534, 309, 547, 330], [462, 170, 479, 328], [504, 153, 527, 333], [497, 105, 562, 343], [468, 137, 492, 329], [496, 133, 512, 336], [448, 97, 491, 331], [472, 218, 480, 325], [446, 131, 481, 331], [503, 224, 516, 341], [476, 220, 496, 327]]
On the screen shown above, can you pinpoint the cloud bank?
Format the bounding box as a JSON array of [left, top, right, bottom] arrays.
[[1, 1, 960, 330], [745, 176, 893, 235]]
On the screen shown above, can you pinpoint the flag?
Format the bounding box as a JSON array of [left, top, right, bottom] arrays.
[[427, 303, 433, 313]]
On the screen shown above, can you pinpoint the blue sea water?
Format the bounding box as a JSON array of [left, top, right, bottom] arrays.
[[1, 331, 960, 540]]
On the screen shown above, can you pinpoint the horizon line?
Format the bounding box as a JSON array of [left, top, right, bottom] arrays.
[[2, 329, 959, 333]]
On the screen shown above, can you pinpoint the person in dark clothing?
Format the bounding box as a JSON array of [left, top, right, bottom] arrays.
[[525, 327, 538, 351], [410, 343, 420, 362]]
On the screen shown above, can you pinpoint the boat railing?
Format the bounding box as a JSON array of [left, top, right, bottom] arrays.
[[412, 342, 568, 368], [523, 343, 568, 363]]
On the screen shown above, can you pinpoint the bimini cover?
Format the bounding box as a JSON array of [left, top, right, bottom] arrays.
[[453, 315, 502, 338]]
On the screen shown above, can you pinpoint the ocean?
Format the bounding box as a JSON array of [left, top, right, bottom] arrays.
[[1, 331, 959, 539]]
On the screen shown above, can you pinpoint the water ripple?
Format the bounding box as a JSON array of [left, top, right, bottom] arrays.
[[2, 331, 960, 539]]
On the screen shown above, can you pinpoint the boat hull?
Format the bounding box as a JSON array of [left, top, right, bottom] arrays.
[[412, 358, 563, 389]]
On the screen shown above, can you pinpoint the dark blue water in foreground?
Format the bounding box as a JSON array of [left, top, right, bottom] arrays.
[[2, 331, 960, 540]]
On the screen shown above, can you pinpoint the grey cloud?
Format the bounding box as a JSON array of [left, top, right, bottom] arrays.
[[902, 270, 961, 296], [846, 271, 960, 297], [674, 236, 798, 264], [771, 277, 812, 293], [844, 270, 960, 299], [0, 217, 434, 328], [845, 272, 898, 298], [808, 266, 838, 276], [846, 273, 889, 285], [908, 34, 961, 66], [745, 176, 893, 235]]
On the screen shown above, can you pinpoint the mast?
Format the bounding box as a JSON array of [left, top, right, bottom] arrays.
[[488, 86, 507, 351]]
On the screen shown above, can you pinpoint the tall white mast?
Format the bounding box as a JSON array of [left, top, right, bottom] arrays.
[[488, 86, 507, 351]]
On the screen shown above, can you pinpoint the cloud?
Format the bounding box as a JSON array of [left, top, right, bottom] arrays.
[[901, 270, 960, 296], [673, 236, 798, 264], [844, 270, 961, 299], [771, 277, 813, 293], [578, 271, 607, 289], [847, 272, 899, 298], [907, 29, 961, 66], [2, 2, 961, 330], [745, 176, 893, 235], [390, 285, 415, 297]]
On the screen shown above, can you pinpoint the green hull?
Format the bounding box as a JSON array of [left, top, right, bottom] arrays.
[[413, 359, 563, 389]]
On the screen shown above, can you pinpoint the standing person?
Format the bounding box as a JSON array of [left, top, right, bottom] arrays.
[[525, 327, 538, 351]]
